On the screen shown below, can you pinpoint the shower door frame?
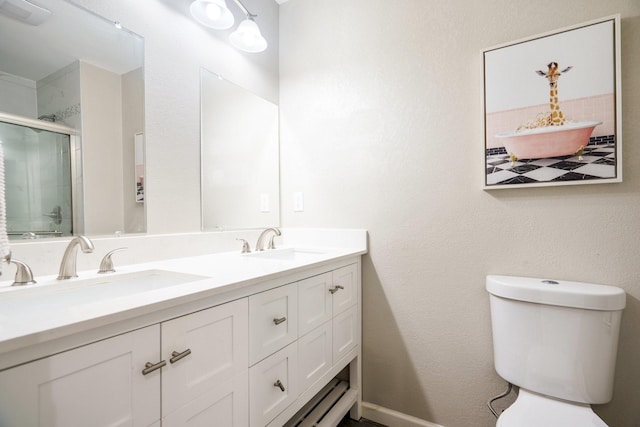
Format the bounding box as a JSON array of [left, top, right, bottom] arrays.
[[0, 111, 83, 238]]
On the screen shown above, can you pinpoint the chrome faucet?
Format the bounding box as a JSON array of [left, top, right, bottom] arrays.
[[4, 253, 37, 286], [255, 227, 281, 251], [98, 247, 127, 274], [57, 236, 95, 280]]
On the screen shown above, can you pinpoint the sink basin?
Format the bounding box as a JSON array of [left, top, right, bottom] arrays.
[[246, 247, 329, 261], [0, 270, 208, 313]]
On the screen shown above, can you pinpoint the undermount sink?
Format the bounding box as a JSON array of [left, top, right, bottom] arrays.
[[246, 247, 329, 261], [0, 270, 208, 313]]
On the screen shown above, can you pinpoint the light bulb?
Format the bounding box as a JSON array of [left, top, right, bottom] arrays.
[[190, 0, 233, 30], [205, 3, 221, 20], [242, 31, 257, 47], [229, 18, 267, 52]]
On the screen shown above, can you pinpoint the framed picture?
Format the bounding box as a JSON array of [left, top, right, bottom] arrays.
[[483, 15, 622, 189]]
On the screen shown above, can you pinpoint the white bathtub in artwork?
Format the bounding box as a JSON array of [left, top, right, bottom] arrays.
[[496, 121, 602, 160]]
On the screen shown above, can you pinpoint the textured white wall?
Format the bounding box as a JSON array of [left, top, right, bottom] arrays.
[[0, 74, 37, 117], [279, 1, 640, 426]]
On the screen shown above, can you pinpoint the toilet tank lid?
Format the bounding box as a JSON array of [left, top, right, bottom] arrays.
[[486, 275, 626, 311]]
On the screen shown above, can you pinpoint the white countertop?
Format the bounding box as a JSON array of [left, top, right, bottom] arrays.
[[0, 245, 366, 357]]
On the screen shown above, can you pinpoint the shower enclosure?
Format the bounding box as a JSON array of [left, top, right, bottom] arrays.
[[0, 112, 79, 239]]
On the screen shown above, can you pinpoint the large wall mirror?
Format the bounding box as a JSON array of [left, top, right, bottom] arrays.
[[201, 69, 280, 231], [0, 0, 145, 239]]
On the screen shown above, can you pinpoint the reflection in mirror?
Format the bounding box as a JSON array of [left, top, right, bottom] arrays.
[[0, 0, 145, 239], [0, 114, 78, 239], [201, 69, 280, 231], [134, 132, 144, 203]]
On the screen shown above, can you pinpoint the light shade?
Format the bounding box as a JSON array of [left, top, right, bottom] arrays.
[[229, 18, 267, 53], [190, 0, 234, 30]]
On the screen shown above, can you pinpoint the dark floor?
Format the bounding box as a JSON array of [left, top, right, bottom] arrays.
[[338, 415, 387, 426]]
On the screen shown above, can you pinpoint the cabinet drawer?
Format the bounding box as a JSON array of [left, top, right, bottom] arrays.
[[249, 342, 299, 427], [332, 264, 358, 315], [249, 283, 298, 365], [298, 272, 332, 336], [333, 305, 359, 363], [161, 298, 248, 417], [162, 370, 248, 427], [298, 321, 332, 392]]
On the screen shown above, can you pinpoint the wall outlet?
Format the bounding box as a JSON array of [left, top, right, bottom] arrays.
[[260, 193, 270, 212], [293, 192, 304, 212]]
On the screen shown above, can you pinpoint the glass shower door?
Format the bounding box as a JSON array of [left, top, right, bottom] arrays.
[[1, 121, 73, 239]]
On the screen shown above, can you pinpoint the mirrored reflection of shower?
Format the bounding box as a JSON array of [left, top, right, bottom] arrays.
[[0, 118, 74, 239]]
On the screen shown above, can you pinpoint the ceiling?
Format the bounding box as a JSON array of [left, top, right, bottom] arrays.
[[0, 0, 143, 82]]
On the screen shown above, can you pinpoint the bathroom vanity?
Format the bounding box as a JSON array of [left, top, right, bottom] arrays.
[[0, 234, 365, 427]]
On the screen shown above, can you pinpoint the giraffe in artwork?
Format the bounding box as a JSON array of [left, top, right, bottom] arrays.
[[536, 62, 573, 126]]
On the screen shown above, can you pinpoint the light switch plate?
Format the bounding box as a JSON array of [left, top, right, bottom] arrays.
[[293, 192, 304, 212]]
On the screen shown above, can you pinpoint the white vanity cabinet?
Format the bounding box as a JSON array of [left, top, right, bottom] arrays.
[[249, 282, 298, 365], [250, 262, 361, 427], [250, 341, 300, 426], [0, 299, 249, 427], [161, 298, 248, 426], [0, 256, 362, 427], [298, 264, 359, 393], [0, 325, 161, 427]]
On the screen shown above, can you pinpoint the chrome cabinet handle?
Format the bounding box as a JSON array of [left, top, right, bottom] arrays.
[[274, 380, 285, 392], [170, 348, 192, 364], [329, 285, 344, 294], [273, 316, 287, 325], [142, 360, 166, 375]]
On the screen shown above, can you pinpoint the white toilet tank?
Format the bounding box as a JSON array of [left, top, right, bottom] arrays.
[[486, 275, 625, 404]]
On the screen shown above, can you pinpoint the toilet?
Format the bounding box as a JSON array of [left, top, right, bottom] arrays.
[[486, 275, 626, 426]]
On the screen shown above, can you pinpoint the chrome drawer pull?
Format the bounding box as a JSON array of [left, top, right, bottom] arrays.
[[329, 285, 344, 294], [274, 379, 286, 392], [170, 348, 192, 364], [273, 316, 287, 325], [142, 360, 166, 375]]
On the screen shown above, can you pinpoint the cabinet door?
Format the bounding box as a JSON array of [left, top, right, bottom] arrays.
[[0, 325, 160, 427], [161, 298, 248, 418], [332, 264, 358, 315], [298, 272, 332, 336], [333, 305, 359, 363], [249, 342, 299, 427], [162, 371, 248, 427], [249, 283, 298, 365], [298, 321, 332, 392]]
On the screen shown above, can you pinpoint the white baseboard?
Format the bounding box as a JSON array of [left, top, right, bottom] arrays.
[[361, 402, 445, 427]]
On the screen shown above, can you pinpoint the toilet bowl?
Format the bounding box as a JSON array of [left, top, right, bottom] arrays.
[[486, 275, 626, 427], [497, 389, 607, 427]]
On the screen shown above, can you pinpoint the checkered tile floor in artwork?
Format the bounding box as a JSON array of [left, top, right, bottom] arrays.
[[485, 144, 617, 186]]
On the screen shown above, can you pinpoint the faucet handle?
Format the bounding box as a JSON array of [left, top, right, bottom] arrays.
[[98, 247, 127, 274], [236, 239, 251, 253], [5, 256, 37, 286]]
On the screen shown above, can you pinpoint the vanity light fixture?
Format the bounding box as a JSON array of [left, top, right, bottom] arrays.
[[190, 0, 234, 29], [229, 16, 267, 52], [189, 0, 267, 53]]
